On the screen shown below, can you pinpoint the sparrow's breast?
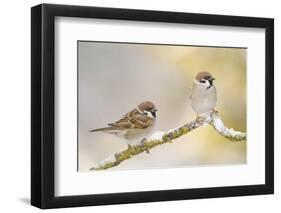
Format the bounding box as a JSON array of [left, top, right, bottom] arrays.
[[191, 84, 217, 114]]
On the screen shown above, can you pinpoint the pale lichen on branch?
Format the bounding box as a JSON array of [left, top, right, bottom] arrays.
[[90, 111, 246, 170]]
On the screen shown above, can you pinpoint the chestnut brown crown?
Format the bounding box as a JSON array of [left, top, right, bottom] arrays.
[[138, 101, 157, 112], [195, 71, 214, 81]]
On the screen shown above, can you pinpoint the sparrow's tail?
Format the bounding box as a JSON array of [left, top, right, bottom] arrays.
[[89, 127, 115, 133]]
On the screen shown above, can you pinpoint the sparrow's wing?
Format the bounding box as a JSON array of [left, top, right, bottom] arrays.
[[108, 109, 150, 129]]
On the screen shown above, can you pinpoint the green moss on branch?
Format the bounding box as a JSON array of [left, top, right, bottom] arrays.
[[90, 111, 246, 170]]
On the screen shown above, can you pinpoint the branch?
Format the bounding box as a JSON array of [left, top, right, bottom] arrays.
[[90, 111, 246, 170]]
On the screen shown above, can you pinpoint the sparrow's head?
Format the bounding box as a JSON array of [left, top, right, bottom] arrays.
[[195, 71, 215, 89], [138, 101, 157, 118]]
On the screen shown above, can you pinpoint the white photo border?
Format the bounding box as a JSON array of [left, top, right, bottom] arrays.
[[54, 17, 265, 196]]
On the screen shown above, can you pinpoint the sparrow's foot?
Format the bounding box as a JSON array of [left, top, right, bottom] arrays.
[[211, 109, 219, 114], [141, 138, 150, 154], [127, 144, 132, 149], [196, 115, 206, 124]]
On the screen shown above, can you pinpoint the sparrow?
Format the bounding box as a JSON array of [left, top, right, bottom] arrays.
[[190, 71, 217, 115], [89, 101, 157, 149]]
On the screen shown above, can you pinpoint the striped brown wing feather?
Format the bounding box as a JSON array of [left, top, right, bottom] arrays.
[[108, 109, 150, 129]]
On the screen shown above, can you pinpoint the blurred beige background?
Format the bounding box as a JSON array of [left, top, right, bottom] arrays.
[[78, 41, 246, 171]]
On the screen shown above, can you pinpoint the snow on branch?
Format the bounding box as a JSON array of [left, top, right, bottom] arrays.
[[89, 111, 246, 171]]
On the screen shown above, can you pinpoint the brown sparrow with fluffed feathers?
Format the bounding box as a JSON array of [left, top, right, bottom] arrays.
[[190, 72, 217, 116], [90, 101, 157, 149]]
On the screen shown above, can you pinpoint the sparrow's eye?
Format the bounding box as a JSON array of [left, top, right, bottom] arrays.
[[200, 80, 206, 83]]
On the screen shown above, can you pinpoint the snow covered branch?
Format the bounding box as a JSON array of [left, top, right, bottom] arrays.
[[90, 111, 246, 170]]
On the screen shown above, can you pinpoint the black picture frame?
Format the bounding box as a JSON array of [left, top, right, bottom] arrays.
[[31, 3, 274, 209]]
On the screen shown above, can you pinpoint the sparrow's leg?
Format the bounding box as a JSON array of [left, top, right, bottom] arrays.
[[141, 138, 150, 154], [127, 144, 132, 149], [196, 114, 206, 124]]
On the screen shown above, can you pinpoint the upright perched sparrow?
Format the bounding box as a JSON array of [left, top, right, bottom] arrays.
[[190, 72, 217, 115], [90, 101, 157, 148]]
